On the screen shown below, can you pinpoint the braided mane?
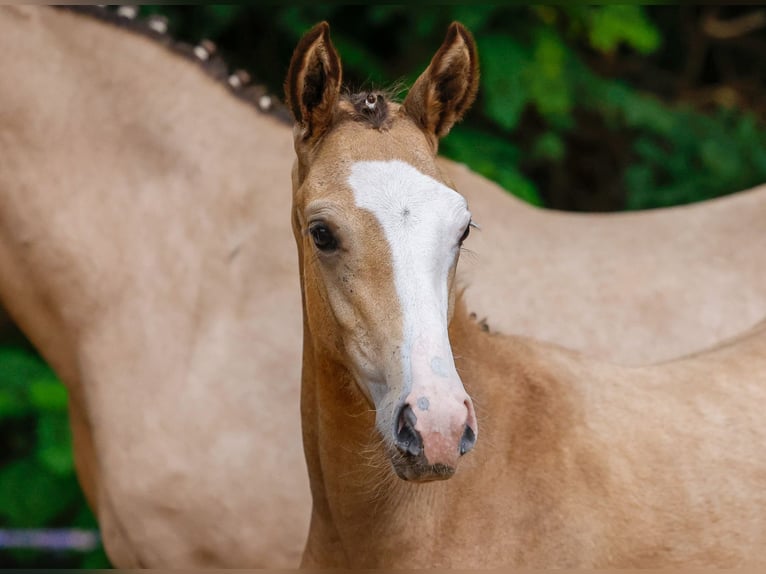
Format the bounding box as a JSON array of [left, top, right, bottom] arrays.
[[56, 5, 293, 125]]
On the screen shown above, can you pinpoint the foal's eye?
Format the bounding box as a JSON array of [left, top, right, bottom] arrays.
[[309, 223, 338, 252], [459, 223, 471, 245]]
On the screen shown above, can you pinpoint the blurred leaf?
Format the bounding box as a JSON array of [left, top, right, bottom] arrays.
[[277, 6, 316, 39], [37, 411, 74, 476], [442, 126, 543, 206], [478, 35, 530, 131], [588, 5, 661, 55], [0, 349, 52, 390], [196, 5, 239, 38], [0, 388, 30, 418], [527, 28, 571, 120], [0, 458, 79, 526], [450, 5, 496, 31], [368, 6, 400, 25], [700, 140, 738, 181], [752, 147, 766, 174], [625, 164, 656, 209], [0, 348, 56, 419], [532, 132, 566, 163], [330, 37, 387, 86], [28, 378, 69, 413], [532, 5, 558, 27]]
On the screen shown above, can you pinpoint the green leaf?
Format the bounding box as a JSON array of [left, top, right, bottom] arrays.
[[368, 6, 401, 25], [0, 348, 52, 390], [495, 170, 544, 207], [588, 6, 661, 55], [330, 37, 387, 86], [478, 35, 530, 131], [532, 132, 566, 163], [28, 377, 69, 413], [700, 139, 739, 181], [441, 126, 544, 206], [527, 29, 571, 120], [0, 458, 79, 526], [450, 5, 496, 31], [199, 5, 240, 38], [0, 388, 31, 418], [37, 411, 75, 476]]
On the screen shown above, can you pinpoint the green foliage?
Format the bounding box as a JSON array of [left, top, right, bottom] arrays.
[[0, 347, 108, 568], [573, 65, 766, 208], [441, 126, 543, 206], [135, 5, 766, 210], [0, 459, 78, 526], [452, 5, 763, 209], [586, 5, 661, 55], [479, 34, 535, 131]]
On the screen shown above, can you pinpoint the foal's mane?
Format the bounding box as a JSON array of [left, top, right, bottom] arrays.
[[56, 6, 293, 125], [342, 85, 406, 130]]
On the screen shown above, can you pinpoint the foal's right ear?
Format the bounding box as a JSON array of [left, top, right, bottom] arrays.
[[285, 22, 342, 144], [403, 22, 479, 144]]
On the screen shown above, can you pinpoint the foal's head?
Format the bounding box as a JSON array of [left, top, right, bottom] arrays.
[[286, 22, 479, 482]]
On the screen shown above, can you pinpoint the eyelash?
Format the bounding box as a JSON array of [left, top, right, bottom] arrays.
[[460, 224, 470, 244]]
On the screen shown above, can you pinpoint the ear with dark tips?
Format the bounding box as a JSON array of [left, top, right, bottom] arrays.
[[403, 22, 479, 144], [284, 21, 342, 144]]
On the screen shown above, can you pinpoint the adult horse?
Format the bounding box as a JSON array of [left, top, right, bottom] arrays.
[[0, 5, 765, 567], [286, 22, 766, 567]]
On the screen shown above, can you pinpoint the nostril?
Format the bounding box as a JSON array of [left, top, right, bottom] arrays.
[[395, 404, 422, 457], [460, 397, 478, 456], [459, 424, 476, 455]]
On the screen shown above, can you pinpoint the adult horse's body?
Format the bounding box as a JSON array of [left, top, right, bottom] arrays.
[[456, 166, 766, 364], [0, 6, 308, 567], [1, 6, 765, 567], [286, 22, 766, 567]]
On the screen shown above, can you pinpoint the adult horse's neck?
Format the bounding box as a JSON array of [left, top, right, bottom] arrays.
[[0, 6, 308, 566], [1, 6, 294, 377]]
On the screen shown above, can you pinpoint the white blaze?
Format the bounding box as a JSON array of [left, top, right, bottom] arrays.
[[348, 160, 471, 419]]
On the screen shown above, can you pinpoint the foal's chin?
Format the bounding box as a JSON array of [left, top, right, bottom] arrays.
[[390, 452, 457, 483]]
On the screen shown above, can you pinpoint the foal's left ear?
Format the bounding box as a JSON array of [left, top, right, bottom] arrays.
[[285, 21, 342, 144], [403, 22, 479, 143]]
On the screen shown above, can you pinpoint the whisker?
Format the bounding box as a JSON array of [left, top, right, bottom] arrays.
[[460, 247, 479, 261]]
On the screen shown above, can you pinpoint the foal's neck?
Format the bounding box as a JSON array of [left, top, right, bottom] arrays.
[[300, 302, 580, 567], [301, 351, 458, 566]]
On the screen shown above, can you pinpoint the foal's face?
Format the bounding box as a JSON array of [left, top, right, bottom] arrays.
[[294, 119, 478, 480], [286, 21, 480, 481]]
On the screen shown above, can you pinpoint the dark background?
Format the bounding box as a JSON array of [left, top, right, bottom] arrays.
[[1, 5, 765, 567]]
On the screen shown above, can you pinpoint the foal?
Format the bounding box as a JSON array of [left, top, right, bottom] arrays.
[[287, 22, 766, 568], [2, 7, 765, 567]]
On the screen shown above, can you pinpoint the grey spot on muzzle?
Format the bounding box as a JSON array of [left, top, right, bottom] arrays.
[[416, 396, 430, 411], [430, 356, 449, 378]]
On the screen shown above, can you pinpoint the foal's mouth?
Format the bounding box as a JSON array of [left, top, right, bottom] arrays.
[[390, 452, 456, 482]]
